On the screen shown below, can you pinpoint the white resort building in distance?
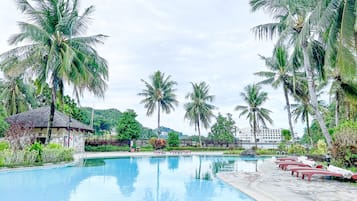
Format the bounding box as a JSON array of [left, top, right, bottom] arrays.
[[237, 128, 283, 144]]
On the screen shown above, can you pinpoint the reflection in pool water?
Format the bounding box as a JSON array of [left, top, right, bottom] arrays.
[[0, 156, 266, 201]]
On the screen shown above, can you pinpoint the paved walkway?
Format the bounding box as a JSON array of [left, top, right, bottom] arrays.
[[217, 158, 357, 201]]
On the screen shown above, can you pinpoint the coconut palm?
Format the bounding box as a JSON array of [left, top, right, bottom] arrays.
[[249, 0, 335, 148], [0, 0, 108, 143], [138, 71, 178, 138], [255, 45, 295, 140], [184, 81, 216, 147], [235, 84, 273, 148], [0, 75, 37, 116]]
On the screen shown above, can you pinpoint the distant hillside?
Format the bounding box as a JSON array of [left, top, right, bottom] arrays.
[[80, 107, 189, 138], [80, 107, 122, 134]]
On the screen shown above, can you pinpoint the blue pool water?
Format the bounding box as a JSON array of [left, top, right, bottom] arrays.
[[0, 156, 266, 201]]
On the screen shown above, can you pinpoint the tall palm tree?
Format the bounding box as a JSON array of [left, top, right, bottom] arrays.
[[184, 81, 216, 147], [235, 84, 273, 148], [255, 45, 295, 140], [138, 71, 178, 138], [0, 0, 108, 143], [249, 0, 334, 148]]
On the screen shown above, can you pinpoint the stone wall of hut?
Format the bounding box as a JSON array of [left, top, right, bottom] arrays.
[[33, 128, 85, 152]]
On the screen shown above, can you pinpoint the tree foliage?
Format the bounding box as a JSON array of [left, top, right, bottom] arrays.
[[0, 105, 9, 137], [167, 131, 180, 147], [116, 110, 141, 141], [138, 70, 178, 137], [184, 81, 216, 147], [208, 113, 236, 144], [0, 0, 109, 143]]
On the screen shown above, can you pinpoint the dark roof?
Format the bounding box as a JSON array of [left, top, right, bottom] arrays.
[[6, 107, 93, 132]]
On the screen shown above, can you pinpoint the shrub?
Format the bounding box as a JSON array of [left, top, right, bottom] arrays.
[[85, 145, 130, 152], [288, 144, 306, 155], [28, 142, 43, 162], [0, 150, 37, 167], [310, 140, 327, 155], [332, 121, 357, 167], [278, 141, 287, 151], [167, 131, 180, 147], [47, 143, 63, 149], [0, 141, 10, 151], [256, 149, 277, 155], [149, 137, 166, 150]]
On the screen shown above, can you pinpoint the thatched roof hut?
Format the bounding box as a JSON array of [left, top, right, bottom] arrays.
[[6, 107, 93, 132]]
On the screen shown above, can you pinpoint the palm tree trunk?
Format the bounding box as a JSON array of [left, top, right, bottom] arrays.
[[253, 112, 257, 148], [335, 92, 339, 126], [46, 86, 56, 144], [197, 115, 202, 147], [157, 101, 161, 139], [305, 112, 313, 146], [283, 85, 294, 141], [302, 45, 333, 148]]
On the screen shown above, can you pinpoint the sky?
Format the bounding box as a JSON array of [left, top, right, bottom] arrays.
[[0, 0, 307, 136]]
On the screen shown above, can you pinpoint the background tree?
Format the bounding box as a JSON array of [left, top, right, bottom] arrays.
[[138, 71, 178, 138], [0, 0, 108, 143], [167, 131, 180, 147], [116, 110, 141, 143], [235, 84, 273, 148], [281, 129, 292, 141], [0, 105, 9, 137], [0, 74, 37, 115], [208, 113, 236, 146], [184, 81, 216, 147], [255, 45, 295, 140]]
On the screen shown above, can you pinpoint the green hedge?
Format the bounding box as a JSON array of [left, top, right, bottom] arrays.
[[85, 145, 130, 152]]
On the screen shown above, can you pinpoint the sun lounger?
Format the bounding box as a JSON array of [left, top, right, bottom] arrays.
[[290, 167, 326, 177], [275, 157, 297, 162], [300, 170, 343, 181], [277, 161, 311, 170], [299, 165, 357, 181]]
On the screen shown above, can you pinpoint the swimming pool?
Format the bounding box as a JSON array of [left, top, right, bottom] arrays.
[[0, 155, 265, 201]]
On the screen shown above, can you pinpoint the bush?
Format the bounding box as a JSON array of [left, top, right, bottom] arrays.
[[0, 150, 38, 167], [149, 137, 166, 150], [332, 121, 357, 167], [139, 145, 154, 152], [167, 131, 180, 147], [256, 149, 277, 155], [0, 141, 10, 151], [310, 140, 327, 155], [28, 142, 43, 162], [47, 143, 63, 149], [42, 148, 74, 163], [288, 144, 306, 155], [85, 145, 130, 152]]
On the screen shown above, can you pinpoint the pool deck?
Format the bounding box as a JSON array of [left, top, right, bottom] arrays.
[[217, 158, 357, 201]]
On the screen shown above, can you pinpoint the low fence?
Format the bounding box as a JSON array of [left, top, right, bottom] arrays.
[[85, 136, 281, 149]]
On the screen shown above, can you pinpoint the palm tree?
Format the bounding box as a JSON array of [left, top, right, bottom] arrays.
[[138, 71, 178, 138], [0, 0, 108, 143], [184, 82, 216, 147], [0, 74, 37, 116], [255, 45, 295, 140], [249, 0, 335, 148], [235, 84, 273, 148]]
